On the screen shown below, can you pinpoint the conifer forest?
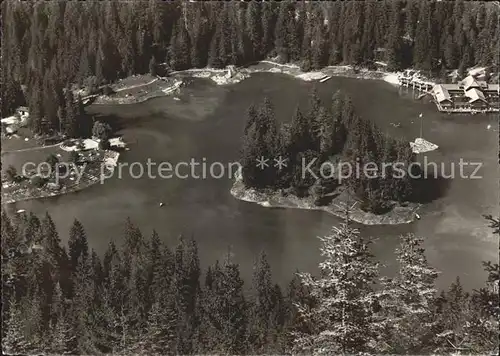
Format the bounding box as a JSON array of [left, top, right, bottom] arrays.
[[2, 212, 499, 355], [2, 1, 499, 134]]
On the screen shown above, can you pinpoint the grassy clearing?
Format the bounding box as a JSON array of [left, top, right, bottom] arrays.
[[94, 77, 181, 105], [1, 148, 117, 204], [1, 146, 69, 175], [110, 74, 157, 91]]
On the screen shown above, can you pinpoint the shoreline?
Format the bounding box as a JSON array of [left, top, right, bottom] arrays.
[[1, 150, 120, 205], [180, 60, 390, 86], [85, 62, 500, 114], [92, 79, 183, 105], [230, 173, 420, 226], [90, 61, 395, 107]]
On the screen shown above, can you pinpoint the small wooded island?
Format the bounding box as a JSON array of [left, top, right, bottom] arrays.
[[232, 88, 424, 225]]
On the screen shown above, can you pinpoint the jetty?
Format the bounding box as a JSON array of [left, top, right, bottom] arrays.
[[398, 70, 434, 93], [398, 70, 500, 114]]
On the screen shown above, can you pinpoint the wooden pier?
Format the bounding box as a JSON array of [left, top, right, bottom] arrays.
[[399, 76, 434, 92], [434, 102, 499, 114]]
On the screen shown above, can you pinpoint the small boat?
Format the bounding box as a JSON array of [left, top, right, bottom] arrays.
[[159, 202, 164, 207], [415, 213, 421, 220], [173, 97, 180, 101], [319, 76, 332, 83], [16, 209, 26, 214], [487, 124, 492, 130]]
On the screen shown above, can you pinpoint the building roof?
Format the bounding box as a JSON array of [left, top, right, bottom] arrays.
[[465, 88, 487, 103], [433, 85, 452, 103], [476, 80, 488, 88], [440, 83, 463, 91], [485, 84, 500, 92], [460, 75, 483, 91], [1, 116, 19, 125]]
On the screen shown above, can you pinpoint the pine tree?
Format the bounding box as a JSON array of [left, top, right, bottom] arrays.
[[274, 2, 296, 63], [142, 295, 177, 354], [51, 308, 77, 354], [249, 251, 275, 352], [64, 87, 77, 137], [386, 1, 404, 71], [28, 80, 44, 134], [434, 277, 475, 353], [315, 107, 333, 157], [261, 2, 276, 56], [246, 2, 263, 61], [149, 55, 157, 77], [72, 256, 98, 353], [290, 107, 313, 159], [201, 255, 248, 354], [379, 233, 438, 354], [3, 298, 29, 355], [330, 90, 347, 154], [294, 222, 381, 355], [413, 2, 432, 71], [68, 219, 88, 271]]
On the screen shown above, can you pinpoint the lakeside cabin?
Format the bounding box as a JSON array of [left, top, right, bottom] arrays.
[[431, 75, 499, 113], [1, 106, 30, 134]]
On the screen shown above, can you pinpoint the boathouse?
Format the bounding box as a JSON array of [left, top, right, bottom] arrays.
[[465, 88, 488, 109], [433, 85, 453, 109], [459, 76, 488, 91], [430, 75, 499, 113]]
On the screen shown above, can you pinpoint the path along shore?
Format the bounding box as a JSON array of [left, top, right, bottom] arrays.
[[230, 171, 420, 226]]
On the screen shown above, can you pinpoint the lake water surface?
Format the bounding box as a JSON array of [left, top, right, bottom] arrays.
[[8, 73, 499, 290]]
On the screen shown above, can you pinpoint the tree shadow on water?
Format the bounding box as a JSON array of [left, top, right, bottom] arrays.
[[409, 173, 451, 204], [89, 114, 125, 135]]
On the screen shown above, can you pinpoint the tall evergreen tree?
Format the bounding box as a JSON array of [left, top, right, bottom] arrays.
[[294, 221, 381, 355], [68, 219, 88, 271], [379, 233, 438, 354]]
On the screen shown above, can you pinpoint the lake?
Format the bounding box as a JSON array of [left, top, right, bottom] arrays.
[[7, 73, 499, 290]]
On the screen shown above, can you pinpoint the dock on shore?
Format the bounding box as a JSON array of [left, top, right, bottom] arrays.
[[399, 72, 500, 114], [434, 103, 499, 114], [399, 76, 434, 92]]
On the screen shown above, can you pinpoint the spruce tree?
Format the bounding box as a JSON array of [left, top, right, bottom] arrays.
[[294, 222, 381, 355], [3, 298, 29, 355], [386, 1, 404, 71], [64, 87, 77, 138], [205, 256, 248, 354], [68, 219, 89, 271], [290, 107, 313, 159], [142, 294, 177, 354], [316, 107, 333, 157], [249, 251, 275, 352], [246, 2, 263, 61], [379, 233, 438, 354]]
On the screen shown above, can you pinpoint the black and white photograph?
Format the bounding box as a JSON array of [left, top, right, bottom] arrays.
[[1, 0, 499, 355]]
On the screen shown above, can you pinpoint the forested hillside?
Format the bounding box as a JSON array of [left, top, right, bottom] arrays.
[[1, 211, 498, 354], [2, 1, 499, 134]]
